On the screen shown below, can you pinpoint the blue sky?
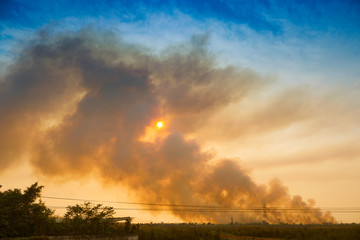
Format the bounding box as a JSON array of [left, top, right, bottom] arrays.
[[2, 0, 360, 34], [1, 0, 360, 84]]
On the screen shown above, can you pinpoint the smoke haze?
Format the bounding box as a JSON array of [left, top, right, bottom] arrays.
[[0, 29, 335, 224]]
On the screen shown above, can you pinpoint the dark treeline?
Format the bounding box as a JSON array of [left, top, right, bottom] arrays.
[[1, 183, 360, 240], [0, 183, 133, 238]]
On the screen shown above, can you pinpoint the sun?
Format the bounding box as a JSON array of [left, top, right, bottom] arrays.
[[156, 121, 164, 128]]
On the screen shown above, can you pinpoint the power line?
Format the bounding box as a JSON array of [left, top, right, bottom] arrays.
[[42, 196, 360, 213], [46, 206, 360, 213], [42, 196, 250, 209]]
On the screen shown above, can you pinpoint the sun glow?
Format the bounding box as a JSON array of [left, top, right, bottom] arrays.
[[139, 120, 167, 143], [157, 121, 164, 128]]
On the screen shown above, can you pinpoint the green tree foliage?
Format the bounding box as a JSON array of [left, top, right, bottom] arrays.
[[0, 183, 55, 237], [64, 201, 116, 235]]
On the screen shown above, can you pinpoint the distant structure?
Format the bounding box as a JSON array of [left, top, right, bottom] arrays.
[[111, 217, 133, 222], [263, 203, 267, 222]]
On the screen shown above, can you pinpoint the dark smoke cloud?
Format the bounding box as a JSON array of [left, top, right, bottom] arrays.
[[0, 29, 335, 223], [150, 34, 265, 133]]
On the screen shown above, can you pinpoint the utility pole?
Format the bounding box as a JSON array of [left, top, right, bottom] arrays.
[[263, 202, 267, 223]]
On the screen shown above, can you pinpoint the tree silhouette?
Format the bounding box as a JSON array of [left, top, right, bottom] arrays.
[[0, 183, 55, 237], [64, 201, 115, 235]]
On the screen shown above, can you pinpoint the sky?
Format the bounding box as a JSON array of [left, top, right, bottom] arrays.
[[0, 0, 360, 223]]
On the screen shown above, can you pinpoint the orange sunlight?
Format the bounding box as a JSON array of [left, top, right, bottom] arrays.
[[139, 120, 167, 143]]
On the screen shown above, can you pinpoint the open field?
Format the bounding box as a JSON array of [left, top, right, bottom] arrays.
[[2, 223, 360, 240], [136, 223, 360, 240]]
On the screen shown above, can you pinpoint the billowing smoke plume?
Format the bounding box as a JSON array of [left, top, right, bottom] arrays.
[[0, 29, 335, 224]]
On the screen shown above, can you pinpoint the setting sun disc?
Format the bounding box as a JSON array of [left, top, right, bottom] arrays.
[[156, 121, 164, 128]]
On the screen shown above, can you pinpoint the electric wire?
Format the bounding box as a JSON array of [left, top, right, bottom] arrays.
[[42, 196, 360, 214]]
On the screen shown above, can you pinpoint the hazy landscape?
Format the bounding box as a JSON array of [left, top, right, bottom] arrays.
[[1, 183, 360, 239]]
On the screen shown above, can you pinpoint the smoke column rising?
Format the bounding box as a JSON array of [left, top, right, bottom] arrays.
[[0, 29, 335, 224]]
